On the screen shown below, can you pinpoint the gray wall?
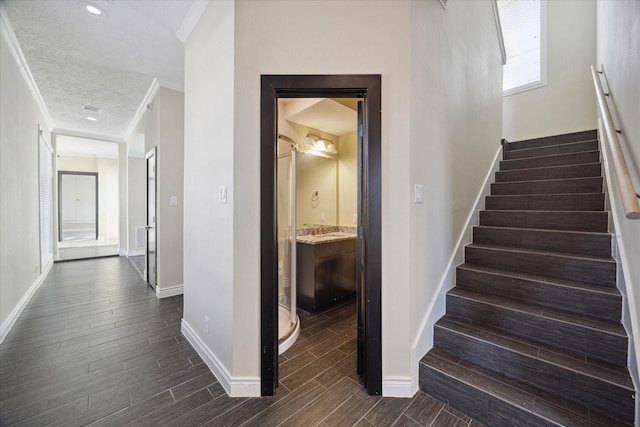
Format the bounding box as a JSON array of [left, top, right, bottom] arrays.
[[182, 0, 503, 395], [596, 0, 640, 405], [0, 30, 52, 337]]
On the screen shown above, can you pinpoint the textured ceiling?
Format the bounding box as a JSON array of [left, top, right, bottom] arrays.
[[2, 0, 192, 139]]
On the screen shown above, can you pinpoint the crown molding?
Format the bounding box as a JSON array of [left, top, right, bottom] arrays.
[[124, 78, 160, 143], [0, 3, 55, 131], [175, 1, 209, 44], [53, 128, 125, 144]]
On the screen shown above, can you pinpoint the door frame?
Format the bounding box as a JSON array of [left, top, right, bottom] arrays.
[[260, 75, 382, 396], [57, 171, 99, 242]]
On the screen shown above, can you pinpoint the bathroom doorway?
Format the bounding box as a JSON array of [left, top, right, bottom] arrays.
[[261, 75, 381, 396]]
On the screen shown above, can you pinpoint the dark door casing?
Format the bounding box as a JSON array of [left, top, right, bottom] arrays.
[[260, 75, 382, 396]]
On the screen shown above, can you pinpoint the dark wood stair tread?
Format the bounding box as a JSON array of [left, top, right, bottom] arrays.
[[447, 287, 626, 337], [466, 243, 614, 263], [457, 264, 621, 298], [436, 315, 633, 390], [420, 349, 631, 426], [499, 150, 600, 170]]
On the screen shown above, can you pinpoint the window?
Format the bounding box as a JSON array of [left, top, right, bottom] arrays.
[[497, 0, 547, 95]]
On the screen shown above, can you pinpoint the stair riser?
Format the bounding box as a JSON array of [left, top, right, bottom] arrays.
[[465, 246, 615, 287], [506, 130, 598, 151], [485, 194, 604, 211], [479, 211, 608, 232], [456, 267, 621, 321], [419, 363, 556, 427], [434, 326, 634, 421], [500, 151, 600, 171], [495, 164, 601, 182], [472, 227, 611, 258], [491, 177, 603, 195], [505, 141, 598, 160], [446, 294, 628, 366]]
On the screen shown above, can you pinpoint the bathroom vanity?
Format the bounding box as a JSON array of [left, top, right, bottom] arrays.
[[296, 233, 356, 311]]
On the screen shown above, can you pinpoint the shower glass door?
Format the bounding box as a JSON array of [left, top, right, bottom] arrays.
[[277, 139, 299, 352]]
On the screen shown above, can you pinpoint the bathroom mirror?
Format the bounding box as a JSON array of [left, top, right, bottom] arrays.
[[296, 152, 337, 227]]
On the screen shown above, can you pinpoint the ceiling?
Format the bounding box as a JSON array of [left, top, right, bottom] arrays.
[[1, 0, 202, 140]]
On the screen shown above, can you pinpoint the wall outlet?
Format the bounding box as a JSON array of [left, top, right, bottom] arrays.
[[204, 316, 209, 334], [414, 184, 424, 204], [320, 212, 325, 222], [218, 186, 227, 203]]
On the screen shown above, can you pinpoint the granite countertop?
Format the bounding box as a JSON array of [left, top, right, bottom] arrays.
[[296, 232, 357, 245]]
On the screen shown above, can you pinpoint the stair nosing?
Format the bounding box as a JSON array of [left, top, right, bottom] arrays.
[[473, 225, 610, 238], [506, 139, 598, 153], [500, 149, 600, 165], [496, 162, 601, 175], [486, 192, 604, 199], [448, 287, 626, 337], [435, 316, 633, 390], [466, 242, 615, 263], [492, 176, 603, 186], [456, 264, 621, 297]]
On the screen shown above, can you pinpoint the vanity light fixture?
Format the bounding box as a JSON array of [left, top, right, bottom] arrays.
[[313, 140, 327, 152], [305, 133, 337, 155]]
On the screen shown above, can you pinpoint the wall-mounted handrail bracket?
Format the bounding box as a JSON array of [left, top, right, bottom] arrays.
[[591, 65, 640, 219]]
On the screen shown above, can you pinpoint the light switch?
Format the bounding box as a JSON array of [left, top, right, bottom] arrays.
[[320, 212, 325, 222], [219, 186, 227, 203], [169, 196, 178, 206], [414, 184, 424, 204]]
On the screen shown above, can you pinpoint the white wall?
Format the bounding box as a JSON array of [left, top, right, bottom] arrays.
[[0, 28, 52, 339], [156, 88, 184, 293], [409, 0, 504, 391], [57, 156, 119, 241], [596, 0, 640, 407], [183, 0, 236, 378], [126, 86, 184, 294], [126, 155, 145, 252], [502, 0, 597, 141], [183, 0, 502, 395]]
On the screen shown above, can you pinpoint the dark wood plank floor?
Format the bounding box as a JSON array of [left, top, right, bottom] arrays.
[[0, 257, 482, 426]]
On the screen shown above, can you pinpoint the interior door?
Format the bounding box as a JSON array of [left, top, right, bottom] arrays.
[[356, 100, 366, 379], [146, 148, 157, 289]]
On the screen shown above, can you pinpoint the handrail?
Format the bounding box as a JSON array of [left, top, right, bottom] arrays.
[[590, 65, 640, 219]]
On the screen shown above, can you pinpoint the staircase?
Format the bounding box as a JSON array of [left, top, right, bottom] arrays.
[[419, 130, 636, 426]]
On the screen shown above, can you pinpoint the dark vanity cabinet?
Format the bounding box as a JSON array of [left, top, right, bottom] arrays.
[[297, 238, 356, 311]]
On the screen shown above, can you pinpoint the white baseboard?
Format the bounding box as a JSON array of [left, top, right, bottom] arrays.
[[409, 144, 503, 395], [0, 259, 53, 344], [156, 284, 184, 299], [127, 249, 145, 257], [181, 319, 261, 397], [383, 376, 415, 397]]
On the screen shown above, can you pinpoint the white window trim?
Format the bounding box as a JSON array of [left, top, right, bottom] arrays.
[[503, 0, 548, 97]]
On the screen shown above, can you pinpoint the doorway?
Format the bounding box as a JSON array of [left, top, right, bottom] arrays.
[[58, 171, 98, 242], [146, 147, 157, 290], [261, 75, 381, 396]]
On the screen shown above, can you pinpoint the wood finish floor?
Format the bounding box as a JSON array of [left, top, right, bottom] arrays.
[[0, 257, 482, 426]]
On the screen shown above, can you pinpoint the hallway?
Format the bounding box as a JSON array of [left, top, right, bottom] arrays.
[[0, 258, 481, 426]]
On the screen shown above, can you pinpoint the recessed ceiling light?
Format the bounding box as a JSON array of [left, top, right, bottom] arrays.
[[79, 2, 107, 18], [86, 116, 97, 121]]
